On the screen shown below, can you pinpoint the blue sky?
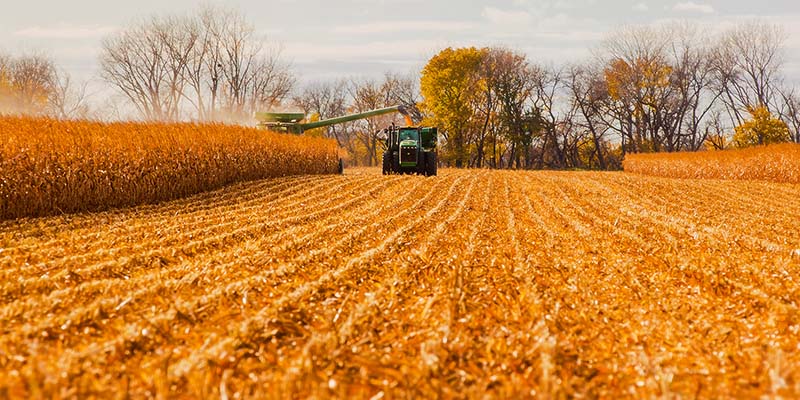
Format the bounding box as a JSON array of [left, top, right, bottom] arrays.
[[2, 0, 800, 92]]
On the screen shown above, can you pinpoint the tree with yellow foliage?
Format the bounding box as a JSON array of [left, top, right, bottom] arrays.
[[732, 105, 791, 148], [420, 47, 485, 168], [603, 56, 673, 153]]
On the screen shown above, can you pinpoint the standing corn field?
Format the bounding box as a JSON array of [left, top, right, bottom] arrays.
[[0, 116, 339, 219], [623, 144, 800, 183]]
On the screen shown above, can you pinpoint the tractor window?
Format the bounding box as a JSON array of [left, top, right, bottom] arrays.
[[398, 130, 418, 141]]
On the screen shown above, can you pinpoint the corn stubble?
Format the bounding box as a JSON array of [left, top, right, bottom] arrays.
[[623, 143, 800, 183], [0, 116, 338, 220], [1, 168, 798, 398]]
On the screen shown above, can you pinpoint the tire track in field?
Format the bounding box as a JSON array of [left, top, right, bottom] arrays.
[[14, 174, 453, 377], [273, 171, 484, 390], [596, 174, 800, 253], [504, 172, 576, 397], [336, 171, 494, 393], [0, 175, 404, 327], [0, 175, 328, 281], [167, 173, 469, 380], [5, 173, 384, 284], [0, 174, 329, 254], [384, 171, 549, 396]]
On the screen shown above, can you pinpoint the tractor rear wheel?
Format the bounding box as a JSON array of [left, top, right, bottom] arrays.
[[382, 152, 391, 175], [417, 154, 426, 176], [426, 152, 437, 176]]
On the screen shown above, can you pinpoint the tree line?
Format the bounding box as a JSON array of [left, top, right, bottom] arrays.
[[294, 20, 799, 168], [2, 8, 799, 169], [420, 22, 800, 170]]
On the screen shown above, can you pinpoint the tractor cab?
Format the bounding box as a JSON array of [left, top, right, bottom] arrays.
[[386, 128, 419, 167]]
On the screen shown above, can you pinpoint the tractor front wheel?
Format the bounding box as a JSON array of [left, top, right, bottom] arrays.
[[392, 153, 400, 174]]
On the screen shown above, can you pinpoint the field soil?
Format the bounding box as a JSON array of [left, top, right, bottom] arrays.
[[1, 168, 799, 398]]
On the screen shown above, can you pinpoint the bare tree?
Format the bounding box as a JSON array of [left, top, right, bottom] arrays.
[[778, 87, 800, 142], [181, 10, 214, 120], [599, 25, 674, 153], [382, 72, 420, 107], [473, 48, 502, 168], [592, 23, 729, 153], [214, 10, 265, 121], [294, 80, 350, 146], [528, 64, 564, 168], [100, 17, 183, 120], [348, 77, 408, 166], [246, 51, 295, 118], [0, 53, 14, 113], [565, 64, 610, 169], [662, 22, 721, 151], [712, 21, 787, 126], [100, 7, 293, 122], [490, 49, 537, 169], [47, 68, 91, 119]]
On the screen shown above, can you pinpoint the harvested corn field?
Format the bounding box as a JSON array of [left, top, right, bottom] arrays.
[[1, 168, 799, 398]]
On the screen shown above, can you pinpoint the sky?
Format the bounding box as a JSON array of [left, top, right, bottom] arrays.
[[2, 0, 800, 104]]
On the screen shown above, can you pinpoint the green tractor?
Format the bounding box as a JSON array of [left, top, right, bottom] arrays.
[[381, 125, 438, 176]]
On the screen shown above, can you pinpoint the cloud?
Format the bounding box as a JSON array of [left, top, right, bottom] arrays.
[[633, 3, 649, 12], [258, 28, 284, 36], [282, 39, 447, 63], [673, 2, 715, 14], [482, 7, 532, 26], [552, 0, 598, 10], [333, 20, 474, 35], [535, 14, 605, 41], [14, 24, 117, 39]]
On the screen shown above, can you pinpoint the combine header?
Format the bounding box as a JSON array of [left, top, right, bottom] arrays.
[[256, 105, 414, 134], [255, 105, 438, 176]]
